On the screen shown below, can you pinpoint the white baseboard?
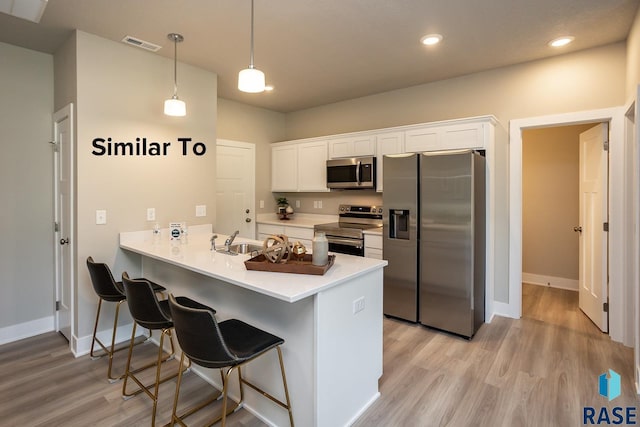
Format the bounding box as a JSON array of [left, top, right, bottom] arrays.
[[492, 300, 520, 320], [0, 316, 55, 346], [522, 272, 578, 291], [72, 322, 137, 357]]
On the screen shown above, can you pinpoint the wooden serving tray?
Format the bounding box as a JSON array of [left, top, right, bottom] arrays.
[[244, 254, 335, 275]]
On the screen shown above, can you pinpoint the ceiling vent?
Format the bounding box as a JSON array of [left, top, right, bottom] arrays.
[[121, 35, 162, 52]]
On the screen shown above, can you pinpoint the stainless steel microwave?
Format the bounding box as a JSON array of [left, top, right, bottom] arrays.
[[326, 156, 376, 190]]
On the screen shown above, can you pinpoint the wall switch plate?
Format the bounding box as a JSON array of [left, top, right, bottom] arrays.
[[147, 208, 156, 221], [295, 200, 300, 208], [353, 297, 365, 314], [313, 201, 318, 209], [318, 200, 323, 209], [259, 200, 265, 209], [195, 205, 206, 217], [96, 209, 107, 225]]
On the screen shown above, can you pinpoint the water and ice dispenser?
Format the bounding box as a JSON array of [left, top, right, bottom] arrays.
[[389, 209, 410, 240]]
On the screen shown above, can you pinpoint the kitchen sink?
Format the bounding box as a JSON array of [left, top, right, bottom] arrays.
[[221, 243, 263, 255]]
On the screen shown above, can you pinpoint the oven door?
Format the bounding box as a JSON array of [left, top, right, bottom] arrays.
[[326, 236, 365, 256]]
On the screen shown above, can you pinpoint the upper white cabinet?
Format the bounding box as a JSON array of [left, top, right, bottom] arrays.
[[298, 141, 328, 192], [328, 135, 376, 159], [271, 144, 298, 192], [271, 140, 329, 192], [375, 131, 405, 192], [405, 122, 486, 153]]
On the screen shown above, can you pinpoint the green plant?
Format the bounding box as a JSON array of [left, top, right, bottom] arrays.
[[276, 197, 289, 207]]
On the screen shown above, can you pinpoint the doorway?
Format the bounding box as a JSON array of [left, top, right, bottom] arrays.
[[53, 104, 74, 344], [509, 107, 629, 343], [521, 123, 604, 329]]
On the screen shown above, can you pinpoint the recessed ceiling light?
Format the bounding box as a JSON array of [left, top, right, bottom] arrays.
[[264, 85, 274, 92], [420, 34, 443, 46], [549, 36, 575, 48]]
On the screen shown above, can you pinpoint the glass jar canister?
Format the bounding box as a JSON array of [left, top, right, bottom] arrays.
[[312, 232, 329, 266]]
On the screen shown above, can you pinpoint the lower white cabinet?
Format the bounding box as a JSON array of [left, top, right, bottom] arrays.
[[257, 223, 314, 249], [364, 233, 383, 259]]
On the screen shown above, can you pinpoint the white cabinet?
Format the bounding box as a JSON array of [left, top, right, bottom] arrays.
[[328, 135, 376, 159], [271, 140, 329, 192], [364, 233, 383, 259], [298, 141, 328, 192], [405, 122, 486, 153], [272, 145, 298, 192], [375, 131, 405, 192], [257, 223, 314, 248]]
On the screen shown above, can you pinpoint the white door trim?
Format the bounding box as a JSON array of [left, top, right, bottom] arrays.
[[53, 103, 75, 347], [509, 106, 627, 342]]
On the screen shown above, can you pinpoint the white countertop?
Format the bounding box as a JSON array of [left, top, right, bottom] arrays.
[[256, 213, 338, 228], [120, 225, 387, 303]]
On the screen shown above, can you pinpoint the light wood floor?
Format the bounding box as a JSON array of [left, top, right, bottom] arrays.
[[0, 284, 636, 426]]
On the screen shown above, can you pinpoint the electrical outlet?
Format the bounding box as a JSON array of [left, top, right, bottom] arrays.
[[147, 208, 156, 221], [295, 200, 300, 208], [259, 200, 265, 209], [195, 205, 206, 217], [353, 297, 365, 314], [313, 201, 318, 209], [96, 209, 107, 225], [318, 200, 323, 209]]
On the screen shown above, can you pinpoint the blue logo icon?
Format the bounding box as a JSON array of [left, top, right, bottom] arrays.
[[598, 369, 621, 401]]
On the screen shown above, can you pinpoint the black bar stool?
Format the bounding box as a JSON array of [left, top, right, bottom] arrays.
[[121, 273, 213, 426], [86, 256, 167, 382], [168, 294, 294, 427]]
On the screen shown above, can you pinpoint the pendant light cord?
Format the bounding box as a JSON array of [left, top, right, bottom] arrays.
[[249, 0, 255, 69], [173, 35, 178, 97]]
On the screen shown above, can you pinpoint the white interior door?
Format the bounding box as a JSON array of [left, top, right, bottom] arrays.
[[578, 122, 609, 332], [216, 140, 255, 239], [53, 104, 74, 342]]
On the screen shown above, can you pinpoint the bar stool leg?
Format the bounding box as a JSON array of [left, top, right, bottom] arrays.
[[277, 346, 295, 427]]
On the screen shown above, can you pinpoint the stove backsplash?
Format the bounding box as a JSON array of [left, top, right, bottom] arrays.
[[274, 191, 382, 215]]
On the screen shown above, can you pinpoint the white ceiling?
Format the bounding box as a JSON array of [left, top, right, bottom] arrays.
[[0, 0, 638, 112]]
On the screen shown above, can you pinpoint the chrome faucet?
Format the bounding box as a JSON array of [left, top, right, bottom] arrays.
[[224, 230, 239, 251], [210, 234, 218, 251]]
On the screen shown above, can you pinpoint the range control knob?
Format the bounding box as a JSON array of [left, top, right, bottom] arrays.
[[378, 208, 383, 213], [340, 207, 345, 212]]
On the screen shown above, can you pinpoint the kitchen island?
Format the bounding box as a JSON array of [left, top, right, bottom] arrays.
[[120, 225, 387, 427]]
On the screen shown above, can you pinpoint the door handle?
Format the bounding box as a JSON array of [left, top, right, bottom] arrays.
[[245, 209, 250, 214], [245, 218, 252, 223], [60, 238, 70, 245], [573, 226, 583, 233]]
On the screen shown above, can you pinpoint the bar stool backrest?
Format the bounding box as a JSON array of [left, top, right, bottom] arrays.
[[168, 294, 239, 369], [86, 256, 125, 301], [121, 273, 172, 330]]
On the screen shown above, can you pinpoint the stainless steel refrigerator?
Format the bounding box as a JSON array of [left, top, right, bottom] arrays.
[[382, 150, 485, 338]]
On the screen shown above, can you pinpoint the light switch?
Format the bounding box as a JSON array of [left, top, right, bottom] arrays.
[[96, 209, 107, 225], [147, 208, 156, 221], [196, 205, 206, 217]]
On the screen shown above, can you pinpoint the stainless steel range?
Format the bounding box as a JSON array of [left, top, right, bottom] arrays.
[[314, 204, 383, 256]]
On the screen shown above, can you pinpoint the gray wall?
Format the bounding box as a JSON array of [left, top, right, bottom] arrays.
[[0, 42, 54, 330], [284, 43, 627, 140], [217, 98, 286, 215], [68, 31, 218, 342]]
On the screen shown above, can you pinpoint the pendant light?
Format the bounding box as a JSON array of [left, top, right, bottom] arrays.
[[164, 33, 186, 116], [238, 0, 266, 93]]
